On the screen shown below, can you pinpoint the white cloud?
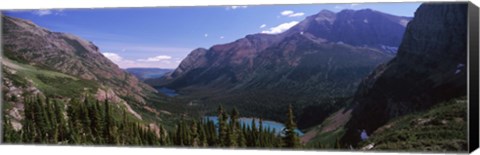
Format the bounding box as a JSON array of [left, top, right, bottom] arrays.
[[261, 21, 299, 34], [32, 9, 64, 16], [227, 6, 248, 10], [137, 55, 172, 62], [259, 24, 267, 28], [204, 33, 208, 37], [102, 52, 179, 69], [281, 10, 294, 16], [289, 12, 305, 17], [280, 10, 304, 17], [334, 3, 361, 10], [33, 10, 52, 16], [103, 52, 123, 62], [220, 36, 224, 39]]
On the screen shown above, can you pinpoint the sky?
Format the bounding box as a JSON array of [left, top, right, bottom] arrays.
[[3, 2, 421, 69]]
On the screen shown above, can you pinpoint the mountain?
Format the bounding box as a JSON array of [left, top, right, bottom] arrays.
[[163, 9, 411, 85], [2, 15, 156, 104], [1, 15, 173, 126], [125, 68, 173, 81], [341, 3, 468, 147], [147, 9, 411, 124]]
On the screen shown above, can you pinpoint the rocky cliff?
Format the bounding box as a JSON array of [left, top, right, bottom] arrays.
[[342, 3, 468, 146]]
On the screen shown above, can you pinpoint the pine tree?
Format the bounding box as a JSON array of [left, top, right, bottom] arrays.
[[33, 95, 48, 142], [206, 119, 217, 146], [283, 104, 300, 148], [217, 105, 228, 147], [250, 118, 258, 147], [22, 96, 35, 143], [191, 120, 199, 147], [103, 98, 115, 144], [258, 118, 264, 147], [238, 123, 247, 147], [228, 108, 239, 147]]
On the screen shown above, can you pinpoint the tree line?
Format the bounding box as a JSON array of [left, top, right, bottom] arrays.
[[2, 95, 301, 148]]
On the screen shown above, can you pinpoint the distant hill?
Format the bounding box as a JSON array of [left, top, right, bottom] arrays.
[[125, 68, 173, 81]]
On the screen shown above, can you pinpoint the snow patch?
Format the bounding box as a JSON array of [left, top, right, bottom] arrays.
[[381, 45, 399, 54]]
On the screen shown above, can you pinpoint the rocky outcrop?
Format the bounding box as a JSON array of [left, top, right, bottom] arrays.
[[342, 3, 468, 146]]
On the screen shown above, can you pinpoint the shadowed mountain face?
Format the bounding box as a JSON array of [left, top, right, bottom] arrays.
[[146, 9, 411, 124], [341, 3, 468, 146], [2, 15, 156, 104]]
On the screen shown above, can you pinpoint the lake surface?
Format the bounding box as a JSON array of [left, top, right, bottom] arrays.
[[143, 73, 167, 79], [157, 87, 178, 97], [205, 116, 304, 136]]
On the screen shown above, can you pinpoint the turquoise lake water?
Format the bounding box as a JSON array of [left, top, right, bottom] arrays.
[[205, 116, 304, 136]]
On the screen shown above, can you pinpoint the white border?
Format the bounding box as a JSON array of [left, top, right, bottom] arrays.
[[0, 0, 471, 10], [0, 0, 478, 155]]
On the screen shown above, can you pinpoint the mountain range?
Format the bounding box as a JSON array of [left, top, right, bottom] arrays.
[[147, 8, 412, 126]]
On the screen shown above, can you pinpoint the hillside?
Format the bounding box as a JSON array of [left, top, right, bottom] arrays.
[[358, 97, 467, 152]]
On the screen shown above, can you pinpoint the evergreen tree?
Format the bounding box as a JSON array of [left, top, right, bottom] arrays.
[[228, 108, 239, 147], [283, 104, 300, 148], [217, 105, 228, 147], [238, 124, 247, 147], [191, 120, 199, 147]]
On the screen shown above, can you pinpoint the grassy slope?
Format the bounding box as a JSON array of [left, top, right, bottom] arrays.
[[303, 108, 352, 148], [358, 97, 468, 152], [2, 58, 98, 97], [3, 57, 187, 131], [3, 58, 141, 122]]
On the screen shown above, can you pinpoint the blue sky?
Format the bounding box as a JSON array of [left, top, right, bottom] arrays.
[[3, 2, 421, 69]]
